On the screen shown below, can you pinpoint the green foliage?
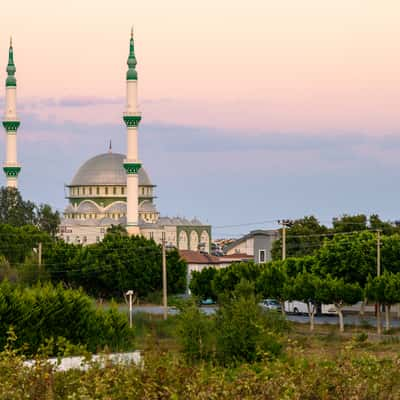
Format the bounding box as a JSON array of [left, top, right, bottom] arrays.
[[271, 216, 328, 260], [44, 233, 188, 299], [318, 275, 363, 306], [0, 281, 132, 355], [332, 214, 368, 233], [315, 231, 376, 286], [189, 266, 217, 300], [215, 283, 283, 365], [256, 261, 288, 304], [176, 300, 214, 362], [212, 261, 262, 298], [35, 203, 60, 237], [0, 187, 36, 226], [365, 272, 400, 306]]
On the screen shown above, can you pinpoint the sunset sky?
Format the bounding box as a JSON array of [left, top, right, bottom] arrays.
[[1, 1, 400, 236]]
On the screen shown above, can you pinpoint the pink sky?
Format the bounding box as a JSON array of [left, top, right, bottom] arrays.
[[1, 0, 400, 135]]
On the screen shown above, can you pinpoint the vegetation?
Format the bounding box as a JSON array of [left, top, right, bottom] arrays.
[[44, 233, 187, 299], [0, 281, 133, 355]]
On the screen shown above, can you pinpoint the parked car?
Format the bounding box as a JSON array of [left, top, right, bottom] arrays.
[[199, 298, 216, 306], [258, 299, 282, 312]]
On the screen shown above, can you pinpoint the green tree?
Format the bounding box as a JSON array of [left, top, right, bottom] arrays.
[[212, 262, 261, 298], [0, 187, 36, 226], [256, 261, 288, 315], [315, 231, 376, 288], [189, 267, 217, 300], [381, 234, 400, 274], [365, 272, 400, 331], [285, 271, 321, 331], [44, 233, 187, 299], [215, 281, 282, 365], [271, 216, 328, 260], [318, 276, 363, 332], [332, 214, 367, 233], [35, 204, 60, 237]]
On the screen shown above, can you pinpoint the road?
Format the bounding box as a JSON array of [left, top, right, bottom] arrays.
[[131, 305, 399, 327]]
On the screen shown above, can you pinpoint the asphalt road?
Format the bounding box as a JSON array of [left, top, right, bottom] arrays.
[[131, 305, 398, 328]]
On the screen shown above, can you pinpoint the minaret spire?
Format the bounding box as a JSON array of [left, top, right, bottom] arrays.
[[3, 37, 21, 188], [123, 28, 142, 235]]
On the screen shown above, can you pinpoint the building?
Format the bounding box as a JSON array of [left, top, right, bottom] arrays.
[[179, 250, 253, 293], [224, 229, 279, 263], [58, 31, 211, 249]]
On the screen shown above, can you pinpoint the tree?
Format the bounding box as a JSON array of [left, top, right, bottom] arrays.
[[318, 276, 363, 332], [332, 214, 367, 233], [256, 261, 288, 315], [43, 232, 187, 299], [215, 281, 283, 365], [0, 187, 36, 226], [365, 272, 400, 331], [271, 216, 328, 260], [36, 204, 60, 237], [285, 271, 321, 331], [315, 231, 376, 288], [189, 267, 218, 300], [381, 234, 400, 274], [212, 262, 262, 298]]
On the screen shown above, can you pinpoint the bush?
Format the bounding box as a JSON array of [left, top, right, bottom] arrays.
[[0, 281, 133, 355], [176, 301, 215, 362]]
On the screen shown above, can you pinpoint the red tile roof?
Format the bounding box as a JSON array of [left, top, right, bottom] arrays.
[[179, 250, 253, 265]]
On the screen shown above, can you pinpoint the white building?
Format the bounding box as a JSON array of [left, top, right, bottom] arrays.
[[59, 31, 211, 250]]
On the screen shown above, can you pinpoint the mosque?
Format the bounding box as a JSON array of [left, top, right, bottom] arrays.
[[2, 33, 212, 252]]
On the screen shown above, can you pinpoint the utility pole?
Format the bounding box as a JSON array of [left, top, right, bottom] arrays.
[[278, 220, 293, 260], [38, 242, 42, 271], [162, 232, 167, 320], [376, 230, 382, 335]]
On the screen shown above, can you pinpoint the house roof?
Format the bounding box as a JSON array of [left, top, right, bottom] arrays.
[[179, 250, 221, 264], [179, 250, 253, 265], [224, 229, 279, 253]]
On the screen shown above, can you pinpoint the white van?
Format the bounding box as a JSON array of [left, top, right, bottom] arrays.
[[285, 301, 337, 315]]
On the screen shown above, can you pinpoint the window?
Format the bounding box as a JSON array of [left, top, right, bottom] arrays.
[[121, 187, 125, 195], [89, 187, 92, 195], [96, 187, 100, 195], [77, 187, 80, 195], [105, 187, 108, 195], [82, 187, 85, 195], [113, 187, 117, 195], [259, 249, 266, 263]]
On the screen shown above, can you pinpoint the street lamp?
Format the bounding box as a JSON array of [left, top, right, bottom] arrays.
[[126, 290, 134, 328]]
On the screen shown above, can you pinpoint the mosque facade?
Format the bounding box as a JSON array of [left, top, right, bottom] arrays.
[[56, 32, 212, 251]]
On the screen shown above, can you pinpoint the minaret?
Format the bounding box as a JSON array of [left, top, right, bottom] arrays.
[[123, 28, 142, 235], [3, 38, 21, 188]]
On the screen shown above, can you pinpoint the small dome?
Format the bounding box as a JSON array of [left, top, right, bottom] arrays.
[[77, 201, 100, 214], [70, 153, 153, 186], [106, 202, 127, 213], [139, 201, 157, 213]]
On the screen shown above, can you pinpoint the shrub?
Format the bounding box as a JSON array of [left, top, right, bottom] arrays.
[[0, 281, 133, 355]]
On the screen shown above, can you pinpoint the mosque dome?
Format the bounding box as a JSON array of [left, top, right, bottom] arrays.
[[70, 153, 153, 186]]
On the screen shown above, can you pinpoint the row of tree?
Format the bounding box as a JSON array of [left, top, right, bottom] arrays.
[[191, 230, 400, 332], [270, 214, 400, 260], [42, 228, 187, 299]]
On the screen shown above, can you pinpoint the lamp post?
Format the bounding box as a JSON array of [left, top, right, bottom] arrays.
[[278, 219, 294, 260], [126, 290, 134, 328]]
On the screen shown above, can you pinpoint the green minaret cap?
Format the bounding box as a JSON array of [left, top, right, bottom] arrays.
[[6, 37, 16, 87], [126, 27, 137, 80]]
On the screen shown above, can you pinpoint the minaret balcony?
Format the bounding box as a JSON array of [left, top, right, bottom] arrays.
[[2, 121, 20, 132], [123, 112, 142, 127]]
